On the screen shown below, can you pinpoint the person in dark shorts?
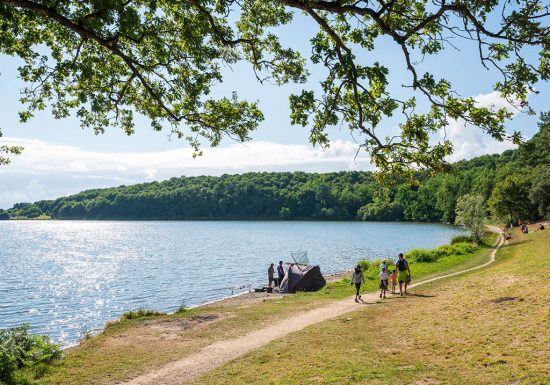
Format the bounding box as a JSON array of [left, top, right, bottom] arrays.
[[351, 265, 365, 302], [396, 253, 411, 296]]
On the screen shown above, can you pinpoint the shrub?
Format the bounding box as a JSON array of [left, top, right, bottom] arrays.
[[450, 235, 477, 244], [405, 242, 480, 263], [450, 242, 478, 255], [357, 259, 395, 272], [0, 324, 62, 385], [120, 309, 164, 320], [405, 248, 439, 263], [357, 260, 370, 271]]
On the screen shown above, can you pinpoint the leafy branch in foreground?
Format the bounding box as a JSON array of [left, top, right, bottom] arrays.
[[0, 1, 548, 174], [0, 130, 23, 165]]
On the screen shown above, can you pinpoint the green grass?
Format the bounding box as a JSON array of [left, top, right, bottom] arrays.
[[191, 228, 549, 385], [119, 309, 165, 320], [40, 236, 497, 385]]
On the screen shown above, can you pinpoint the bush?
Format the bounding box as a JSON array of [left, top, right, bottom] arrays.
[[120, 309, 164, 320], [0, 324, 62, 385], [357, 259, 395, 272], [450, 235, 478, 244], [406, 243, 479, 263], [405, 248, 439, 263], [450, 242, 478, 255]]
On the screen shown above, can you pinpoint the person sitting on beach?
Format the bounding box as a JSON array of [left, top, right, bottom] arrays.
[[389, 269, 397, 294], [396, 253, 411, 296], [268, 263, 274, 288], [379, 267, 388, 299], [351, 265, 365, 302]]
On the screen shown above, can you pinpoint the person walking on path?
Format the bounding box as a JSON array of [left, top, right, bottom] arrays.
[[277, 261, 285, 287], [396, 253, 411, 296], [268, 263, 274, 288], [379, 267, 389, 298], [389, 269, 397, 294], [351, 265, 365, 302]]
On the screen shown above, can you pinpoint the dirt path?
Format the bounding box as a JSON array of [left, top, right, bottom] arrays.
[[122, 231, 504, 385]]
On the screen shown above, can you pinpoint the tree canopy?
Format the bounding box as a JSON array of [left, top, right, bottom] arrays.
[[1, 1, 548, 174], [455, 194, 486, 241]]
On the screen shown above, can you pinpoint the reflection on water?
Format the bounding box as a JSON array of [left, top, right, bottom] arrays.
[[0, 220, 465, 345]]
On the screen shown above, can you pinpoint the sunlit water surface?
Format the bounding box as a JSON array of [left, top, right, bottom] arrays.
[[0, 220, 465, 345]]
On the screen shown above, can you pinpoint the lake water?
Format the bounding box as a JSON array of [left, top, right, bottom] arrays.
[[0, 221, 465, 345]]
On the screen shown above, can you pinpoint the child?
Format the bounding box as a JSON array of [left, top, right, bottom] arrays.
[[389, 269, 397, 294], [379, 267, 388, 298], [351, 265, 365, 302]]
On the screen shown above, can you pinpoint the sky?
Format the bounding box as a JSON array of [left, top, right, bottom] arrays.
[[0, 10, 548, 209]]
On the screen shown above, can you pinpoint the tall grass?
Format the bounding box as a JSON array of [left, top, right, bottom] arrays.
[[405, 242, 479, 263], [120, 309, 165, 320], [450, 234, 479, 244]]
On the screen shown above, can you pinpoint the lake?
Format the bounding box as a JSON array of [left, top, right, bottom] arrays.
[[0, 220, 465, 345]]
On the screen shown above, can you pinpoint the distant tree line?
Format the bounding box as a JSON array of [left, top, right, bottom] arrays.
[[3, 114, 549, 224]]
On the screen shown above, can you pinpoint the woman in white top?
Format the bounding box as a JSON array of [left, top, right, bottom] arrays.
[[351, 265, 365, 302]]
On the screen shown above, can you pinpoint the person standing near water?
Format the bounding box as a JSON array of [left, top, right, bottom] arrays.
[[351, 265, 365, 302], [277, 261, 285, 286], [396, 253, 411, 296], [268, 263, 274, 288]]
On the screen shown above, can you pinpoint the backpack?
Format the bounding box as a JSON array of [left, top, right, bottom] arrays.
[[397, 259, 407, 272]]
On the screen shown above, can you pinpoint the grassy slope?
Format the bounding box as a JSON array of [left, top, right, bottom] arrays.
[[191, 228, 549, 385], [41, 239, 496, 385]]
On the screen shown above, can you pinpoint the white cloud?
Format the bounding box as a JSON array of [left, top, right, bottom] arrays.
[[440, 91, 519, 162], [0, 138, 371, 176], [0, 138, 372, 208]]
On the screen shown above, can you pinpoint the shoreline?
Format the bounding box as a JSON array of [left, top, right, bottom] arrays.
[[61, 269, 353, 350]]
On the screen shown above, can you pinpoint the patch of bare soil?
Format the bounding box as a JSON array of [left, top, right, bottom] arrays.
[[489, 296, 524, 304], [104, 313, 229, 349], [144, 314, 222, 331], [208, 292, 287, 308], [415, 379, 442, 385]]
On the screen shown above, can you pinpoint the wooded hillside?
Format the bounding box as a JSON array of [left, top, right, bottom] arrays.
[[4, 114, 548, 223]]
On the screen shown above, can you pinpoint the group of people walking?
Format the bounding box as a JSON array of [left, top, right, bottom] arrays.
[[266, 252, 412, 299], [352, 253, 411, 302]]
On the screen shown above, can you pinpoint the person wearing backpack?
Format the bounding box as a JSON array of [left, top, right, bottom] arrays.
[[396, 253, 411, 296]]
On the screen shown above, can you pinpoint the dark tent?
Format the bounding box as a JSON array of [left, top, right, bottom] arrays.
[[279, 264, 326, 293]]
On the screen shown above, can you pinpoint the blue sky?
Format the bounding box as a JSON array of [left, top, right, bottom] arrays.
[[0, 11, 548, 208]]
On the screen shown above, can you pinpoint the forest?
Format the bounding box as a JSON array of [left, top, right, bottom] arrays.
[[3, 114, 549, 224]]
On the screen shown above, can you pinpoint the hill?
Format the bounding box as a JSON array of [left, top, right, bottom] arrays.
[[3, 113, 549, 222]]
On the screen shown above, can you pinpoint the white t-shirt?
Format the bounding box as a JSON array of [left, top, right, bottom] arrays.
[[379, 271, 388, 280]]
